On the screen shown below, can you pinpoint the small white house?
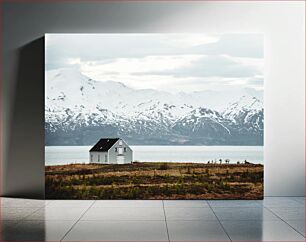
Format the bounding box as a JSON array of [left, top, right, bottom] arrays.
[[89, 138, 133, 164]]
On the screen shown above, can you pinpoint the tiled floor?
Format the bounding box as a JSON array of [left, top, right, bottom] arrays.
[[0, 197, 305, 241]]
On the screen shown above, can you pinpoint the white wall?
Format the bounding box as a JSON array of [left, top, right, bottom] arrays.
[[109, 140, 133, 164], [156, 1, 305, 196], [90, 151, 108, 163]]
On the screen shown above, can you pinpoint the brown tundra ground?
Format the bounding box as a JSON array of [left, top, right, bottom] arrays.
[[45, 162, 263, 199]]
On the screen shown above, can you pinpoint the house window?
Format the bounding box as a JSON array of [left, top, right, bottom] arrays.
[[90, 154, 93, 162], [119, 140, 122, 146], [124, 147, 127, 152], [115, 148, 118, 152], [98, 155, 100, 162], [105, 155, 107, 163]]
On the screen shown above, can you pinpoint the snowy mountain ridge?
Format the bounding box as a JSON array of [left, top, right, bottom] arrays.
[[45, 68, 264, 145]]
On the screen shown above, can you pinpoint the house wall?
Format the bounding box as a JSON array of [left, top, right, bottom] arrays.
[[108, 140, 133, 164], [90, 151, 108, 164]]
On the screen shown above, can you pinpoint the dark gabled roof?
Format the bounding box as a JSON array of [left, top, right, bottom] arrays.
[[90, 138, 119, 152]]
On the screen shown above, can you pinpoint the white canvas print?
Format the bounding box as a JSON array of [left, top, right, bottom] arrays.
[[45, 33, 264, 199]]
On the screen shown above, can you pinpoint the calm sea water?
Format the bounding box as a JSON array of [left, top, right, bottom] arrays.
[[45, 146, 264, 165]]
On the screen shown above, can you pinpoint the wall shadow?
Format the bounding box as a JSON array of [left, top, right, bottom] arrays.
[[1, 218, 46, 241], [4, 37, 45, 199]]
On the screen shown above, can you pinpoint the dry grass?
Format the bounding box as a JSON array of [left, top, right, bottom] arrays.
[[45, 162, 263, 199]]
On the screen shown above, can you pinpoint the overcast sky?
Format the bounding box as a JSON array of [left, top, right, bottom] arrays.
[[45, 33, 263, 94]]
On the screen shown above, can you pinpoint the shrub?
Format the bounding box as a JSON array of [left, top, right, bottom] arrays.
[[186, 167, 191, 174], [159, 163, 169, 170]]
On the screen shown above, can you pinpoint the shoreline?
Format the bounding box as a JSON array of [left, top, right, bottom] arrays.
[[45, 161, 264, 167], [45, 146, 264, 165]]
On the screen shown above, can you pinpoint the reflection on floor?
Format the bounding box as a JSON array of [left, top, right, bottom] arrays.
[[0, 197, 304, 241]]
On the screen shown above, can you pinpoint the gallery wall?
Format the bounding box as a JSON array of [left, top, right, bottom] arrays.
[[1, 1, 305, 198]]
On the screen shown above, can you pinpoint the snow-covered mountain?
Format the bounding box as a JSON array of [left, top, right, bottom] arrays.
[[45, 68, 264, 145], [223, 95, 264, 136]]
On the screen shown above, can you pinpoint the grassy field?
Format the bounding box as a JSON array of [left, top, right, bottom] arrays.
[[45, 162, 263, 199]]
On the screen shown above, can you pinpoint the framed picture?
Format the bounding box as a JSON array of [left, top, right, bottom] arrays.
[[45, 33, 264, 199]]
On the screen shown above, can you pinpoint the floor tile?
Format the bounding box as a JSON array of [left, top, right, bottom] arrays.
[[292, 197, 305, 205], [92, 200, 163, 208], [1, 220, 75, 241], [268, 207, 305, 220], [168, 220, 230, 241], [163, 200, 209, 207], [25, 207, 88, 220], [0, 220, 21, 241], [0, 197, 304, 241], [0, 198, 48, 208], [0, 220, 20, 231], [165, 207, 217, 221], [63, 220, 168, 241], [286, 220, 305, 236], [213, 207, 280, 221], [0, 207, 40, 220], [82, 207, 165, 221], [46, 200, 94, 208], [208, 199, 263, 208], [264, 197, 304, 207], [221, 220, 305, 241]]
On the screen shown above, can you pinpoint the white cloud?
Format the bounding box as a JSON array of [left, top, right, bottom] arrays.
[[45, 33, 264, 94], [66, 58, 82, 65], [79, 55, 202, 80], [129, 54, 263, 79], [164, 34, 220, 47]]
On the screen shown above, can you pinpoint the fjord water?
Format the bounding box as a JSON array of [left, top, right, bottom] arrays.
[[45, 145, 263, 166]]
